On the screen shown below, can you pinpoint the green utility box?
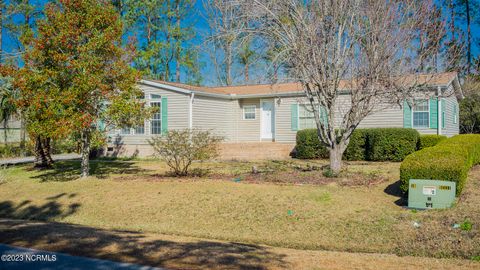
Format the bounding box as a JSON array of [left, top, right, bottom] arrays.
[[408, 179, 456, 209]]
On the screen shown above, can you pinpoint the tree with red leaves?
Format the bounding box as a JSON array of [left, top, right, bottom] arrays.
[[15, 0, 150, 177]]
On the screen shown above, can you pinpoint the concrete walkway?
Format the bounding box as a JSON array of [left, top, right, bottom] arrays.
[[0, 244, 163, 270], [0, 153, 81, 166]]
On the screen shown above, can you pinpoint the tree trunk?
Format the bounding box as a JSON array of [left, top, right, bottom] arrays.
[[465, 0, 471, 73], [449, 0, 455, 39], [34, 136, 42, 165], [43, 137, 53, 165], [329, 146, 343, 175], [0, 0, 3, 64], [273, 62, 278, 83], [175, 54, 181, 82], [175, 3, 181, 83], [34, 136, 53, 168], [245, 63, 249, 82], [225, 46, 232, 86], [80, 129, 91, 178]]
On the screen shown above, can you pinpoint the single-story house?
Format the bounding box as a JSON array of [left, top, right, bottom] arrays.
[[105, 72, 462, 159]]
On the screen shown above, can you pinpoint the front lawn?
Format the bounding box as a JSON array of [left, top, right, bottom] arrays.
[[0, 159, 478, 260]]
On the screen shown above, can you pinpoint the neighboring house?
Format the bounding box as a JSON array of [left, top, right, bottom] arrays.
[[105, 72, 462, 158], [0, 115, 22, 144]]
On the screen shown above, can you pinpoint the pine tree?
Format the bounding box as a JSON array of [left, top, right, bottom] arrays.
[[123, 0, 200, 83]]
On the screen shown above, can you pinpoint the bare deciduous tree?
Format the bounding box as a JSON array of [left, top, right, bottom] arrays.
[[239, 0, 449, 173], [203, 0, 247, 86]]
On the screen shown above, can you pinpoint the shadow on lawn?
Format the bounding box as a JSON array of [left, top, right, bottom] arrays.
[[0, 193, 81, 221], [384, 180, 408, 206], [0, 219, 287, 270], [32, 160, 148, 182]]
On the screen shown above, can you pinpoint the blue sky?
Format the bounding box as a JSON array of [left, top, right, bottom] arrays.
[[2, 0, 479, 86]]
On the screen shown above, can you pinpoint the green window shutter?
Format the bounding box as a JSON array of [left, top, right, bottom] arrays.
[[97, 119, 105, 131], [161, 97, 168, 134], [291, 104, 298, 131], [403, 100, 412, 128], [429, 98, 438, 129], [442, 99, 446, 128]]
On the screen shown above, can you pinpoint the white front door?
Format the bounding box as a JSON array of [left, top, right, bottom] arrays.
[[261, 100, 274, 139]]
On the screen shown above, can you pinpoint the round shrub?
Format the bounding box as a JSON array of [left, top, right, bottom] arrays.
[[418, 135, 447, 150]]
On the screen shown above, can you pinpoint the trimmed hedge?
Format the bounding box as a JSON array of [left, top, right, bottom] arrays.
[[418, 135, 447, 150], [296, 128, 420, 162], [400, 135, 480, 196], [295, 129, 329, 159], [343, 128, 420, 161], [343, 129, 368, 161], [365, 128, 420, 162]]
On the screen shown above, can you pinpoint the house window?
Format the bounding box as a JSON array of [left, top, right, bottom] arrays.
[[107, 127, 117, 136], [243, 105, 256, 120], [135, 124, 145, 135], [413, 100, 429, 128], [120, 127, 131, 135], [299, 104, 317, 130], [150, 102, 162, 134]]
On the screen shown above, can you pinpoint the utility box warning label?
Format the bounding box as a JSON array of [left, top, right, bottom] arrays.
[[422, 186, 436, 196]]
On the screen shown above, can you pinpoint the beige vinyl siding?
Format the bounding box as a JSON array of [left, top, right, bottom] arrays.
[[358, 105, 404, 128], [0, 116, 22, 143], [109, 81, 461, 150], [276, 95, 408, 143], [109, 84, 190, 145], [236, 99, 261, 142], [192, 96, 235, 141], [442, 84, 460, 137]]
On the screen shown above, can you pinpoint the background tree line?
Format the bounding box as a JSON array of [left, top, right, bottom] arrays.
[[0, 0, 479, 176]]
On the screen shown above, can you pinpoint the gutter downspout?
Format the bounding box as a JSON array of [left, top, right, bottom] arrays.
[[437, 86, 442, 135], [189, 92, 195, 129]]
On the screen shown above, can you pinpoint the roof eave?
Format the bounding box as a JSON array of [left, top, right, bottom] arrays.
[[140, 77, 458, 100], [452, 74, 464, 100], [140, 80, 193, 95]]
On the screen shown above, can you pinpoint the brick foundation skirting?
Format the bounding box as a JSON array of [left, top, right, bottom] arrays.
[[103, 142, 296, 160]]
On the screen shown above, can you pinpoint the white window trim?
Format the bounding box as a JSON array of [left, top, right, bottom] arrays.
[[149, 100, 162, 135], [120, 125, 147, 136], [298, 103, 319, 130], [133, 124, 146, 135], [150, 93, 162, 100], [412, 99, 430, 128], [243, 105, 256, 120], [120, 127, 132, 136]]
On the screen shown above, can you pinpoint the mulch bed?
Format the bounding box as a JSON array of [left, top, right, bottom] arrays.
[[113, 167, 387, 187]]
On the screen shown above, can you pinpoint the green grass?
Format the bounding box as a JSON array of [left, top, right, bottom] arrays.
[[0, 159, 479, 260]]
